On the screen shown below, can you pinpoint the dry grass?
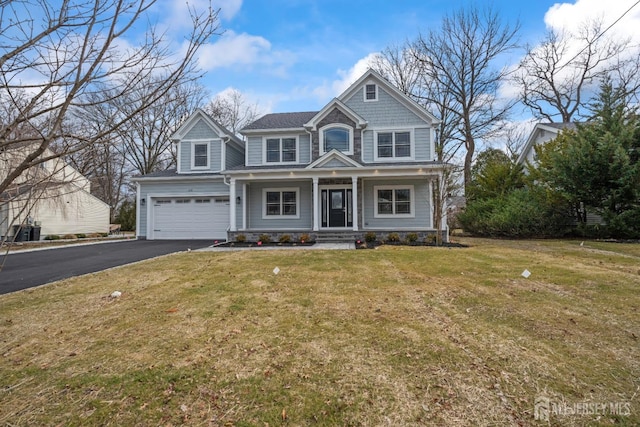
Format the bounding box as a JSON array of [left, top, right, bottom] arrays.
[[0, 238, 639, 426]]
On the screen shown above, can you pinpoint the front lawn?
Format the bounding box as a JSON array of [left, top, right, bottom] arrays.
[[1, 239, 638, 426]]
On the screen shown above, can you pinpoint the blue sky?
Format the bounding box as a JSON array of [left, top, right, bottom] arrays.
[[157, 0, 640, 115]]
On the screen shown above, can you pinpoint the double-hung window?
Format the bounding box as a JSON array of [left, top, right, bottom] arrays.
[[376, 131, 412, 160], [192, 142, 210, 169], [374, 185, 414, 217], [265, 137, 297, 163], [364, 84, 378, 101], [264, 188, 299, 218]]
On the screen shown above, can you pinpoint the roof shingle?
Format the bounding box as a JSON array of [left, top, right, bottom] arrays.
[[242, 111, 319, 131]]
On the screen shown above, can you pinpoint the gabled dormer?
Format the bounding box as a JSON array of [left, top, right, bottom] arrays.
[[172, 109, 244, 174], [303, 99, 367, 162]]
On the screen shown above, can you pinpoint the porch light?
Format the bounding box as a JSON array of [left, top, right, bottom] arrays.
[[140, 198, 145, 206], [236, 196, 241, 204]]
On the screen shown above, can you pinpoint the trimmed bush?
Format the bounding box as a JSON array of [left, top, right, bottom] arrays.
[[405, 232, 418, 243], [386, 232, 400, 243], [76, 233, 87, 239], [299, 233, 311, 243], [62, 234, 77, 240], [258, 234, 271, 244], [236, 234, 247, 243], [364, 231, 377, 242], [279, 234, 292, 243]]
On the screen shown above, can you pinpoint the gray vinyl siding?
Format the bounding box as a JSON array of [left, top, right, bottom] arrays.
[[361, 127, 431, 163], [362, 178, 432, 229], [184, 118, 214, 140], [414, 127, 431, 161], [138, 179, 228, 237], [179, 141, 191, 172], [345, 87, 433, 163], [344, 86, 426, 128], [247, 136, 262, 166], [179, 140, 222, 173], [299, 133, 311, 164], [246, 134, 310, 166], [245, 180, 312, 230], [362, 130, 374, 163], [226, 143, 245, 170]]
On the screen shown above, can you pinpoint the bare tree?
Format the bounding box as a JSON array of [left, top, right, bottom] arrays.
[[0, 0, 220, 195], [371, 44, 462, 244], [413, 5, 520, 190], [204, 89, 262, 134], [515, 19, 639, 123]]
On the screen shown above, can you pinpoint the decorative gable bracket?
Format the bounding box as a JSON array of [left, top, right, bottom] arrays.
[[305, 149, 363, 169]]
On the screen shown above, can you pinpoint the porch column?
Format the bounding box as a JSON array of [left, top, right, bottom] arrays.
[[229, 178, 237, 232], [312, 177, 319, 231], [351, 176, 359, 231], [242, 183, 247, 230]]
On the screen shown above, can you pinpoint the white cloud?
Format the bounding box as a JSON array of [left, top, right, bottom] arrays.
[[197, 31, 272, 70], [312, 53, 381, 101], [544, 0, 640, 43]]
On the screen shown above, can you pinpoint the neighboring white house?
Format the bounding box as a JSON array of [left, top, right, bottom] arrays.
[[0, 148, 110, 240], [516, 122, 577, 166]]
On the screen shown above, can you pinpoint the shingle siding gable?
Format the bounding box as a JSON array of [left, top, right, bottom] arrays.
[[344, 86, 425, 128]]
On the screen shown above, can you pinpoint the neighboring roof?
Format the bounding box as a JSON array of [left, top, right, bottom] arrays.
[[516, 122, 578, 165], [543, 122, 578, 131], [242, 111, 319, 131]]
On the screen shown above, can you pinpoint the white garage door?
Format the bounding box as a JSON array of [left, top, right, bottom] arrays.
[[151, 197, 229, 240]]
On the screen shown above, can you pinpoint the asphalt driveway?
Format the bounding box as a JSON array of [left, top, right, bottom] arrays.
[[0, 240, 216, 295]]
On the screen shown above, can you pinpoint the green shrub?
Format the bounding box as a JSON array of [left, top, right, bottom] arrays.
[[386, 232, 400, 243], [458, 188, 573, 238], [299, 233, 311, 243], [100, 233, 108, 237], [258, 234, 271, 244], [236, 234, 247, 243], [405, 232, 418, 243], [279, 234, 292, 243], [44, 235, 60, 240], [62, 234, 77, 240], [364, 231, 377, 242], [76, 233, 86, 239]]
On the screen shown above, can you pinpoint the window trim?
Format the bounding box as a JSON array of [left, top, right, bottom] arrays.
[[262, 136, 299, 165], [319, 124, 353, 155], [364, 83, 378, 102], [373, 185, 415, 218], [191, 141, 210, 170], [262, 187, 300, 219], [373, 129, 415, 161]]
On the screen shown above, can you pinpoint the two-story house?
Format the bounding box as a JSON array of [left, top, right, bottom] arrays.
[[134, 70, 449, 242]]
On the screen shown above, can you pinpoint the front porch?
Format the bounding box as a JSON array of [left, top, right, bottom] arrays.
[[225, 161, 449, 243]]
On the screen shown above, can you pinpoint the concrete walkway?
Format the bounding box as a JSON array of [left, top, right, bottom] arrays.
[[198, 242, 355, 251]]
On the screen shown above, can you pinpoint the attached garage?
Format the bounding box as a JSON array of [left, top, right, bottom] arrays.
[[149, 196, 229, 240]]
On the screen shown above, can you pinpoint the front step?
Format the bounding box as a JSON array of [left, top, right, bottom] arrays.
[[315, 232, 356, 243]]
